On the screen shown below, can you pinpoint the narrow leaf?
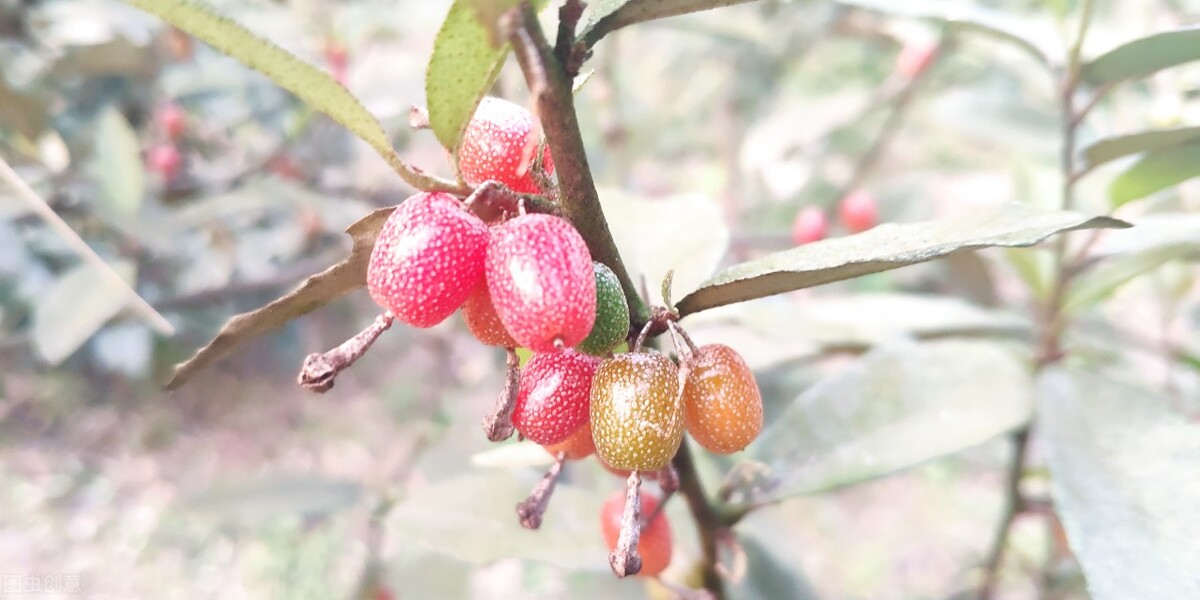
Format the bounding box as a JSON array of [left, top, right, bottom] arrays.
[[1110, 142, 1200, 207], [1083, 126, 1200, 171], [166, 207, 393, 390], [580, 0, 762, 47], [836, 0, 1054, 66], [1064, 244, 1196, 313], [1039, 369, 1200, 599], [34, 260, 137, 364], [676, 204, 1127, 317], [1082, 27, 1200, 86], [748, 340, 1033, 501], [426, 1, 515, 153], [124, 0, 462, 194], [91, 106, 144, 222]]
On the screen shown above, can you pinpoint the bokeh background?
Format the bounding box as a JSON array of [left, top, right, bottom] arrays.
[[2, 0, 1199, 598]]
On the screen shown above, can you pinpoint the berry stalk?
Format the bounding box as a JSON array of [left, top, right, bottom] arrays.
[[297, 312, 394, 392], [609, 471, 644, 577], [482, 348, 521, 441]]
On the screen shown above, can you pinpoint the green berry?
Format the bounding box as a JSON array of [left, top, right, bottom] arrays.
[[577, 262, 630, 356]]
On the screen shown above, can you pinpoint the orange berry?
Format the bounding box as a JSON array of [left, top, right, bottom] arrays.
[[462, 280, 518, 347], [682, 344, 763, 454], [543, 421, 596, 460]]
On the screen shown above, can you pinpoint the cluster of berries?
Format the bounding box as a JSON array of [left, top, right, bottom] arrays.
[[791, 189, 879, 246], [351, 97, 765, 579]]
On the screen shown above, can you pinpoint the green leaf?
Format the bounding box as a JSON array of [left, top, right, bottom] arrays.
[[184, 475, 362, 525], [389, 471, 607, 570], [676, 204, 1127, 317], [33, 260, 137, 365], [1064, 244, 1196, 313], [1109, 141, 1200, 207], [729, 532, 821, 600], [166, 206, 392, 390], [123, 0, 461, 193], [580, 0, 763, 47], [835, 0, 1054, 66], [1082, 126, 1200, 172], [425, 1, 515, 153], [1082, 27, 1200, 86], [747, 340, 1033, 500], [90, 106, 144, 222], [1038, 368, 1200, 599]]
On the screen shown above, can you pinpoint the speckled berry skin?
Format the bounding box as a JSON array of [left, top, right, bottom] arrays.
[[367, 192, 487, 328], [486, 214, 596, 352], [683, 344, 763, 454], [590, 353, 685, 472], [601, 489, 672, 577], [543, 420, 595, 460], [459, 97, 555, 194], [577, 262, 630, 356], [462, 281, 518, 347], [513, 349, 601, 445]]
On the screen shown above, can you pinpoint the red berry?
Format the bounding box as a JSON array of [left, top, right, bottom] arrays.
[[325, 38, 349, 85], [682, 344, 763, 454], [600, 489, 672, 577], [543, 420, 596, 460], [462, 280, 518, 348], [156, 103, 187, 140], [513, 349, 600, 445], [791, 206, 827, 245], [147, 144, 183, 180], [486, 214, 596, 352], [839, 190, 877, 234], [895, 42, 937, 80], [459, 97, 554, 194], [367, 192, 488, 328]]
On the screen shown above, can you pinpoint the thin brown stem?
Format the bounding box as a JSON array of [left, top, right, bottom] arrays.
[[297, 312, 394, 392], [977, 427, 1032, 599], [609, 471, 644, 577], [482, 349, 521, 441], [516, 452, 566, 529], [673, 439, 727, 599]]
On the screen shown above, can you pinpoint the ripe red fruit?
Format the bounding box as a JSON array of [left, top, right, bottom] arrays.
[[146, 144, 183, 180], [462, 280, 518, 348], [682, 344, 763, 454], [459, 97, 554, 194], [367, 192, 488, 328], [325, 38, 349, 85], [601, 490, 672, 577], [513, 349, 600, 445], [791, 206, 827, 245], [486, 214, 596, 352], [156, 103, 187, 140], [895, 42, 938, 80], [590, 352, 685, 472], [839, 190, 877, 234], [543, 421, 596, 460]]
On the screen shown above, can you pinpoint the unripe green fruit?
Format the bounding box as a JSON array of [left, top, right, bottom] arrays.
[[590, 352, 685, 472], [577, 262, 630, 356]]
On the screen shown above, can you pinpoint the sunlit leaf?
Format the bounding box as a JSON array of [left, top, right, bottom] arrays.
[[1082, 27, 1200, 86], [33, 260, 136, 365], [1082, 126, 1200, 172], [166, 207, 393, 390], [90, 106, 144, 222], [747, 340, 1033, 500], [1109, 142, 1200, 207], [1039, 368, 1200, 599], [676, 205, 1127, 317], [123, 0, 461, 193]]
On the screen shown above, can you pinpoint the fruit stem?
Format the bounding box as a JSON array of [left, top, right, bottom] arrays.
[[632, 320, 655, 353], [482, 348, 521, 441], [667, 321, 699, 356], [297, 312, 394, 393], [609, 470, 644, 577], [505, 3, 651, 326], [516, 452, 566, 529]]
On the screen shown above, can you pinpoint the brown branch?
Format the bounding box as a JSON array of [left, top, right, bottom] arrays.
[[673, 439, 727, 599], [506, 2, 649, 324], [976, 426, 1031, 600]]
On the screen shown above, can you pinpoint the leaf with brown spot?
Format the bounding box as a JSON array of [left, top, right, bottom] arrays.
[[165, 207, 394, 390]]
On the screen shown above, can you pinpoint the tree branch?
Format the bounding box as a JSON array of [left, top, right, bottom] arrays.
[[673, 438, 727, 599], [506, 2, 649, 323]]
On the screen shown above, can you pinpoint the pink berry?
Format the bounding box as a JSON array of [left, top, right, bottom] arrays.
[[459, 97, 555, 194], [895, 42, 937, 80], [486, 214, 596, 352], [147, 144, 183, 180], [791, 206, 827, 245], [156, 103, 187, 140], [367, 192, 488, 328], [513, 349, 600, 445], [839, 190, 878, 234]]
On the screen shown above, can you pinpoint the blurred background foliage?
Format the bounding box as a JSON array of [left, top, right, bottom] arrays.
[[1, 0, 1199, 598]]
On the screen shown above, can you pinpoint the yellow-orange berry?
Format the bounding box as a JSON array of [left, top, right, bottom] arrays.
[[682, 344, 763, 454]]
